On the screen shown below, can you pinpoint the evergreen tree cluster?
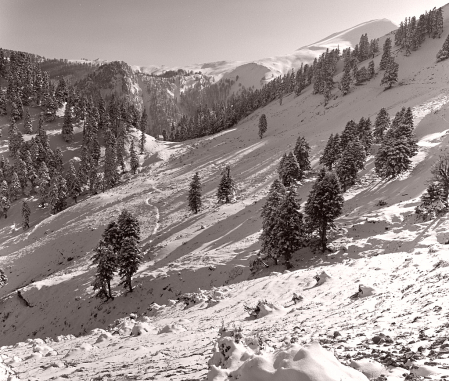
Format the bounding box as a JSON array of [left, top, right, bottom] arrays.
[[437, 33, 449, 62], [374, 107, 417, 179], [395, 7, 444, 55], [92, 209, 142, 299]]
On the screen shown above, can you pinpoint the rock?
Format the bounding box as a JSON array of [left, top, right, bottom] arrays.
[[333, 331, 341, 339], [95, 332, 113, 344]]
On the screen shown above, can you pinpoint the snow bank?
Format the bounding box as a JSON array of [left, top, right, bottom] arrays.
[[208, 340, 369, 381], [131, 322, 157, 336]]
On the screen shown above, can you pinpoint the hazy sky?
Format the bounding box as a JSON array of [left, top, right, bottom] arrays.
[[1, 0, 448, 68]]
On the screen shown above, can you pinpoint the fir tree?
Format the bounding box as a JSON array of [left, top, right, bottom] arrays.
[[335, 138, 366, 192], [293, 136, 311, 172], [9, 172, 22, 201], [375, 137, 414, 179], [0, 269, 7, 287], [129, 140, 139, 174], [305, 170, 344, 252], [118, 237, 142, 292], [102, 221, 122, 254], [379, 37, 392, 70], [23, 108, 32, 134], [260, 179, 285, 264], [279, 152, 303, 187], [139, 109, 147, 154], [276, 186, 305, 268], [258, 114, 267, 139], [217, 165, 235, 204], [22, 200, 30, 230], [430, 154, 449, 202], [437, 33, 449, 62], [373, 108, 390, 143], [66, 161, 81, 203], [188, 172, 202, 214], [92, 240, 116, 300], [0, 180, 10, 218], [368, 60, 375, 79], [62, 102, 73, 142], [320, 134, 342, 170], [78, 145, 91, 187], [340, 62, 352, 96], [117, 209, 141, 244], [37, 162, 50, 207], [104, 130, 119, 190], [381, 58, 399, 89]]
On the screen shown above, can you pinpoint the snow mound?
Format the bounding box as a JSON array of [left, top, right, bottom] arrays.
[[115, 319, 135, 335], [95, 332, 113, 344], [0, 362, 18, 381], [208, 340, 368, 381], [158, 323, 187, 334], [63, 343, 93, 359], [32, 344, 54, 355], [315, 271, 332, 286], [131, 322, 157, 336], [349, 358, 386, 377], [411, 364, 449, 377]]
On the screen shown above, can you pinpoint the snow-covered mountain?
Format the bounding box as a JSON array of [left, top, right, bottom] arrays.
[[3, 5, 449, 381]]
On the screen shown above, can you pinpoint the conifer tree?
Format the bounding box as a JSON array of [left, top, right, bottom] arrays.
[[0, 180, 10, 218], [375, 137, 414, 179], [260, 179, 285, 264], [320, 134, 342, 170], [293, 136, 311, 172], [37, 162, 50, 207], [118, 209, 141, 244], [380, 37, 392, 70], [258, 114, 267, 139], [23, 108, 32, 134], [0, 269, 7, 287], [305, 171, 344, 252], [276, 186, 305, 268], [116, 126, 126, 173], [66, 161, 81, 203], [78, 145, 91, 187], [118, 237, 142, 292], [340, 120, 357, 152], [188, 172, 202, 214], [104, 130, 119, 190], [437, 33, 449, 62], [22, 200, 30, 230], [62, 102, 73, 142], [140, 109, 147, 154], [102, 220, 122, 254], [15, 158, 28, 190], [92, 240, 116, 300], [217, 165, 235, 204], [335, 138, 366, 192], [429, 154, 449, 202], [9, 172, 21, 201], [279, 152, 303, 187], [130, 140, 139, 174], [340, 58, 352, 96], [373, 108, 390, 143], [381, 58, 399, 89], [368, 60, 375, 79]]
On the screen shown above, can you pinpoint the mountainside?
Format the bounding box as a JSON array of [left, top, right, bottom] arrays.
[[2, 4, 449, 381]]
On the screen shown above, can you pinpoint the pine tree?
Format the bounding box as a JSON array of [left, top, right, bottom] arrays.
[[139, 109, 147, 154], [116, 126, 126, 173], [37, 162, 50, 207], [15, 158, 28, 190], [379, 37, 392, 70], [437, 33, 449, 62], [92, 240, 116, 300], [375, 137, 414, 179], [381, 58, 399, 89], [430, 154, 449, 202], [118, 237, 142, 292], [258, 114, 267, 139], [102, 220, 122, 254], [340, 120, 358, 152], [9, 172, 22, 201], [304, 171, 344, 252], [368, 60, 375, 79], [373, 108, 390, 143], [22, 200, 30, 230], [335, 138, 366, 192], [293, 136, 311, 172], [23, 108, 32, 134], [279, 152, 303, 187], [260, 179, 285, 264], [78, 145, 91, 187], [62, 102, 73, 142], [130, 140, 139, 174], [340, 62, 352, 96], [276, 186, 305, 268], [188, 172, 202, 214], [0, 269, 7, 287], [217, 165, 235, 204], [0, 180, 10, 218], [104, 130, 119, 190], [66, 161, 81, 203], [320, 134, 342, 170], [118, 209, 141, 244]]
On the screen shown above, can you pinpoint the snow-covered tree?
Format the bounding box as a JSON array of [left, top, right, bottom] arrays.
[[23, 108, 33, 134], [92, 240, 117, 300], [258, 114, 267, 139], [373, 108, 390, 143], [22, 200, 30, 230], [9, 172, 22, 201], [293, 136, 311, 172], [381, 58, 399, 90], [375, 137, 414, 179], [188, 172, 202, 214], [217, 165, 235, 204], [129, 140, 139, 174], [279, 152, 303, 187], [320, 133, 342, 170], [118, 237, 142, 292], [0, 269, 7, 287], [260, 179, 285, 264], [437, 33, 449, 62], [368, 60, 375, 79], [379, 37, 392, 70], [276, 186, 305, 268], [0, 180, 10, 218], [66, 161, 81, 203], [305, 170, 344, 252], [335, 138, 366, 192], [62, 102, 73, 142], [118, 209, 141, 244]]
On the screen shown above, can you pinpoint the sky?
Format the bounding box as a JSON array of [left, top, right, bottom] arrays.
[[1, 0, 448, 68]]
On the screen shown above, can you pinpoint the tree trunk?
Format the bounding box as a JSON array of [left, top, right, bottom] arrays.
[[107, 280, 112, 299], [321, 221, 327, 252], [128, 275, 133, 292]]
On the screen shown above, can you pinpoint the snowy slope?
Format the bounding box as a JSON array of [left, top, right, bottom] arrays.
[[2, 6, 449, 381]]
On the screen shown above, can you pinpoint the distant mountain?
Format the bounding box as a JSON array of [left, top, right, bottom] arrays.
[[139, 18, 397, 90]]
